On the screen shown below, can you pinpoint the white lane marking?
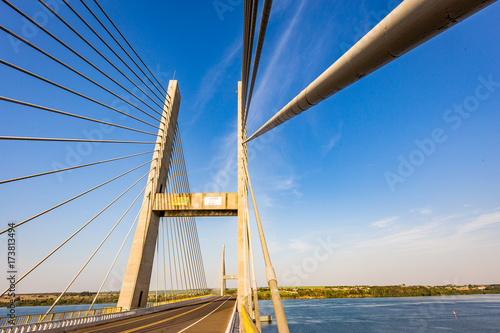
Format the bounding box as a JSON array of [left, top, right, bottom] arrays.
[[177, 296, 231, 333]]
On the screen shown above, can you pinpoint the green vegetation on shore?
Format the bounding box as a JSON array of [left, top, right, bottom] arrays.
[[0, 291, 119, 308], [0, 290, 209, 308], [228, 284, 500, 300], [2, 285, 499, 308]]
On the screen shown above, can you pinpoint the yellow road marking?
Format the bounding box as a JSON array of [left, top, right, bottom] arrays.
[[121, 296, 225, 333], [79, 296, 219, 333], [176, 297, 230, 333]]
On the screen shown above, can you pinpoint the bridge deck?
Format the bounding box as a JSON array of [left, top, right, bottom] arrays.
[[71, 296, 235, 333]]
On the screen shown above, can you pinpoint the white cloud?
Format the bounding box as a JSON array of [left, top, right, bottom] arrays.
[[247, 0, 308, 128], [458, 210, 500, 234], [187, 38, 242, 128], [274, 177, 296, 190], [371, 216, 399, 228], [267, 176, 303, 198], [359, 210, 500, 253], [195, 129, 237, 193], [410, 207, 433, 215], [322, 121, 343, 156], [289, 238, 315, 252]]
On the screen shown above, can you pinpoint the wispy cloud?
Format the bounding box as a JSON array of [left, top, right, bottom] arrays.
[[360, 209, 500, 253], [247, 0, 308, 128], [187, 38, 242, 128], [362, 220, 446, 249], [195, 129, 237, 193], [266, 175, 303, 198], [410, 207, 433, 215], [371, 216, 399, 228], [289, 238, 315, 252], [322, 121, 343, 156], [458, 210, 500, 234]]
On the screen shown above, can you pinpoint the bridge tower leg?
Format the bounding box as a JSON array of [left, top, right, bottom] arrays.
[[237, 81, 249, 326], [118, 80, 181, 310], [220, 244, 226, 296]]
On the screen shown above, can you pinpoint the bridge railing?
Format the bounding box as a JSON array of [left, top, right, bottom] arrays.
[[147, 294, 208, 307], [0, 295, 214, 332], [0, 306, 121, 327]]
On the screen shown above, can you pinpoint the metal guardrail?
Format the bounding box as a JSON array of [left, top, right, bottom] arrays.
[[0, 295, 213, 332], [224, 300, 237, 333], [0, 308, 133, 333], [0, 306, 121, 327], [241, 305, 259, 333]]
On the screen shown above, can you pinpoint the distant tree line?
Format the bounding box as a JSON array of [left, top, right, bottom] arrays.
[[254, 285, 500, 300]]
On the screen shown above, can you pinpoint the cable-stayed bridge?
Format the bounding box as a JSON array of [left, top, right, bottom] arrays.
[[0, 0, 497, 332]]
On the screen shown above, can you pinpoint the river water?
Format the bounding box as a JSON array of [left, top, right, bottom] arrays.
[[2, 295, 499, 331], [258, 295, 500, 332]]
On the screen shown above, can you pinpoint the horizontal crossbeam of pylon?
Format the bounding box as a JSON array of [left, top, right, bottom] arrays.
[[153, 193, 238, 217]]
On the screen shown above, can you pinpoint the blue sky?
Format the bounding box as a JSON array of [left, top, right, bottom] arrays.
[[1, 0, 499, 294]]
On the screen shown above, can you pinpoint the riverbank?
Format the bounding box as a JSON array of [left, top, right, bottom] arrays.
[[251, 284, 500, 300], [0, 291, 200, 307], [2, 285, 499, 307]]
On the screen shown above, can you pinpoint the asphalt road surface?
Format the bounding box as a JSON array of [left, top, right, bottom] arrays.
[[72, 296, 235, 333]]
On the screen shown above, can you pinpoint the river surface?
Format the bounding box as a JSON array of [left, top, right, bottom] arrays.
[[258, 295, 500, 332], [2, 295, 499, 332]]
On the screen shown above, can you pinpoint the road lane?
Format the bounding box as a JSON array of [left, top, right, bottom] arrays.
[[71, 296, 235, 333]]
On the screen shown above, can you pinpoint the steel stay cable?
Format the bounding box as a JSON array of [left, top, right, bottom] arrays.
[[173, 126, 198, 292], [171, 134, 191, 294], [181, 214, 201, 294], [245, 201, 262, 331], [93, 0, 168, 96], [164, 143, 178, 295], [0, 95, 156, 137], [165, 179, 177, 295], [245, 0, 274, 123], [38, 0, 164, 117], [172, 132, 195, 294], [0, 136, 155, 144], [0, 151, 153, 185], [0, 27, 163, 128], [0, 59, 158, 129], [1, 0, 161, 124], [170, 133, 186, 295], [244, 159, 291, 333], [78, 0, 166, 100], [186, 215, 202, 294], [41, 174, 150, 319], [241, 0, 251, 104], [187, 216, 205, 292], [155, 224, 159, 303], [244, 0, 258, 112], [161, 214, 167, 301], [166, 216, 175, 299], [89, 208, 141, 310], [0, 167, 154, 298], [0, 160, 153, 235], [188, 207, 207, 290], [58, 0, 167, 110], [176, 154, 200, 295], [175, 128, 203, 294], [166, 163, 180, 294], [167, 141, 186, 294], [166, 217, 174, 300], [177, 128, 207, 291]]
